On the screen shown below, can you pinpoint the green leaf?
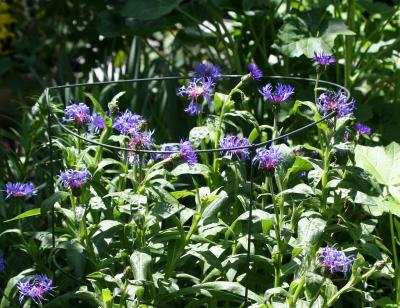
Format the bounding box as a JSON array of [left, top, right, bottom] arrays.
[[172, 163, 211, 176], [4, 208, 41, 222], [297, 211, 326, 247], [102, 288, 112, 303], [130, 250, 152, 281], [189, 126, 213, 148], [121, 0, 182, 20]]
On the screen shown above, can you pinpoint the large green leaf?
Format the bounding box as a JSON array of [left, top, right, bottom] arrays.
[[121, 0, 182, 20], [130, 250, 152, 281], [297, 211, 326, 247], [355, 142, 400, 186], [4, 208, 41, 222]]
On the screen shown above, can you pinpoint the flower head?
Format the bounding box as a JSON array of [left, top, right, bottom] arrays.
[[219, 135, 251, 160], [194, 62, 221, 80], [0, 255, 5, 273], [318, 245, 354, 275], [354, 123, 372, 135], [259, 83, 294, 104], [318, 90, 355, 118], [60, 167, 91, 191], [312, 51, 336, 66], [4, 182, 37, 199], [89, 113, 106, 134], [252, 146, 284, 175], [180, 140, 198, 166], [112, 110, 145, 136], [63, 102, 91, 125], [178, 78, 215, 116], [248, 62, 263, 81], [127, 130, 154, 164], [154, 144, 180, 160], [17, 274, 55, 305]]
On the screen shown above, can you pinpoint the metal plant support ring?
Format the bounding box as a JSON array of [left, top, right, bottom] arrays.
[[44, 75, 348, 307]]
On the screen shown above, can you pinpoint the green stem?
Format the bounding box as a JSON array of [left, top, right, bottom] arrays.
[[289, 275, 306, 308], [321, 144, 331, 211], [272, 105, 279, 143], [344, 0, 355, 89], [314, 72, 320, 105], [389, 213, 398, 269]]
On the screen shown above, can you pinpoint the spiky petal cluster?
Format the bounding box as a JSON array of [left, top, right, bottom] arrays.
[[5, 182, 37, 199], [17, 274, 55, 305], [194, 62, 221, 80], [318, 91, 355, 118], [219, 135, 251, 160], [63, 102, 91, 125], [252, 146, 284, 174], [127, 130, 154, 164], [0, 255, 5, 273], [354, 123, 372, 135], [178, 78, 215, 116], [248, 62, 263, 81], [318, 245, 354, 275], [112, 110, 145, 136], [89, 113, 106, 134], [180, 140, 198, 166], [312, 51, 336, 66], [60, 167, 91, 190], [259, 83, 295, 104], [155, 144, 180, 160]]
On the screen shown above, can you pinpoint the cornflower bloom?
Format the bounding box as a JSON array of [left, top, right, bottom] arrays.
[[127, 130, 154, 164], [318, 245, 354, 275], [317, 90, 355, 118], [60, 167, 91, 191], [4, 182, 37, 199], [178, 78, 215, 116], [252, 146, 284, 175], [89, 113, 106, 134], [247, 62, 263, 81], [194, 62, 222, 80], [17, 274, 56, 305], [154, 144, 180, 160], [219, 135, 251, 160], [354, 123, 372, 135], [259, 83, 294, 104], [0, 255, 5, 273], [63, 102, 91, 125], [112, 110, 145, 136], [180, 140, 198, 166], [312, 51, 336, 66]]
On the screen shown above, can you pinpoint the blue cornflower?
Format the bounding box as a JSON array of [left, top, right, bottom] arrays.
[[60, 167, 91, 191], [354, 123, 372, 135], [318, 90, 355, 118], [180, 140, 198, 166], [312, 51, 336, 66], [17, 274, 56, 305], [155, 144, 180, 160], [318, 245, 354, 275], [127, 130, 154, 164], [63, 102, 91, 125], [248, 62, 263, 81], [219, 135, 251, 160], [311, 150, 319, 157], [178, 78, 215, 116], [0, 255, 6, 273], [252, 146, 284, 174], [259, 83, 294, 104], [89, 113, 106, 134], [4, 182, 37, 199], [112, 110, 145, 136], [194, 62, 222, 80]]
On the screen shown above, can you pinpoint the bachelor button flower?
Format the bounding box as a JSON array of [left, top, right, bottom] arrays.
[[112, 110, 145, 136], [248, 62, 263, 81], [155, 144, 180, 160], [219, 135, 251, 160], [127, 130, 154, 164], [180, 140, 198, 166], [178, 78, 215, 116], [4, 182, 37, 199], [318, 245, 354, 275], [63, 102, 91, 125], [354, 123, 372, 135], [0, 255, 5, 273], [259, 83, 294, 104], [312, 51, 336, 66], [194, 62, 222, 80], [17, 274, 55, 305], [60, 167, 91, 191], [252, 146, 284, 175], [318, 90, 355, 118], [89, 113, 106, 134]]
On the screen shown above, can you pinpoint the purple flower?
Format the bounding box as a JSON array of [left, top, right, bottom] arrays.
[[4, 182, 37, 199], [248, 62, 263, 81], [318, 245, 354, 275], [89, 113, 106, 134], [194, 62, 222, 80], [0, 256, 5, 273], [354, 123, 372, 135], [312, 51, 336, 66], [311, 150, 319, 157], [17, 274, 55, 305], [252, 146, 284, 174], [180, 140, 198, 166], [155, 144, 180, 160], [112, 110, 145, 136], [219, 135, 251, 160], [178, 78, 215, 116], [259, 83, 294, 104], [63, 102, 91, 125], [60, 167, 91, 191], [127, 130, 154, 164], [318, 90, 355, 118]]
